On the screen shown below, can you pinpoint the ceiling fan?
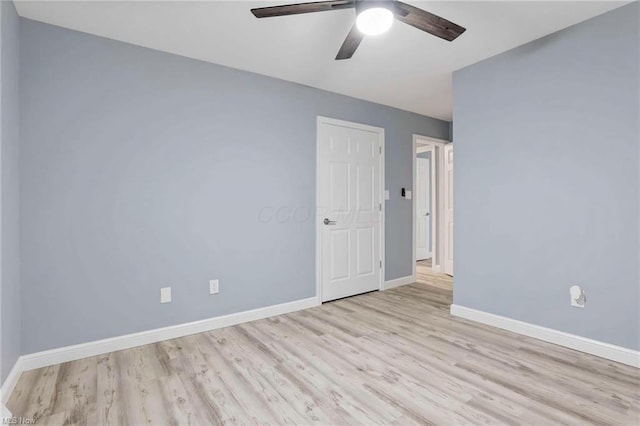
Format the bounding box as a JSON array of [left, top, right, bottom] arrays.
[[250, 0, 466, 60]]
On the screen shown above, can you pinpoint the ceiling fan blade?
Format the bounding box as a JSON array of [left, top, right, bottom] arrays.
[[335, 24, 364, 60], [394, 1, 465, 42], [251, 0, 355, 18]]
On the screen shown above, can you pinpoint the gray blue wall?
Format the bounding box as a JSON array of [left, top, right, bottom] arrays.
[[1, 0, 20, 383], [19, 19, 449, 353], [453, 3, 639, 350]]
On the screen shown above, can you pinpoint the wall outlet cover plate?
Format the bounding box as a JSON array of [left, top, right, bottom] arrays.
[[160, 287, 172, 303], [570, 285, 585, 308], [210, 279, 219, 295]]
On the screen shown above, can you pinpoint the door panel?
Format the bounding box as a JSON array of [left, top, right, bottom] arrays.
[[330, 163, 350, 212], [319, 120, 382, 302], [329, 229, 350, 281], [356, 164, 374, 212], [356, 227, 375, 276]]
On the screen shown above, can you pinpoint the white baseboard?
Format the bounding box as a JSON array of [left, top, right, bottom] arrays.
[[0, 296, 319, 403], [450, 304, 640, 368], [0, 357, 23, 405], [21, 297, 319, 372], [383, 275, 416, 290]]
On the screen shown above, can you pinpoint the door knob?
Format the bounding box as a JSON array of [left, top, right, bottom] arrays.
[[323, 218, 337, 225], [425, 212, 430, 216]]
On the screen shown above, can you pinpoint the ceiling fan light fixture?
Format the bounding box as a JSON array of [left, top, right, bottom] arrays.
[[251, 0, 467, 60], [356, 7, 393, 36]]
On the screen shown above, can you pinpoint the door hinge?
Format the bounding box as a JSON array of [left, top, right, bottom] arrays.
[[379, 145, 382, 154], [379, 203, 382, 211], [380, 260, 383, 269]]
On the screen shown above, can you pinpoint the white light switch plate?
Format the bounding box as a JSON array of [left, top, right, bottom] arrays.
[[160, 287, 172, 303], [210, 279, 219, 295], [405, 190, 412, 199], [384, 190, 390, 200]]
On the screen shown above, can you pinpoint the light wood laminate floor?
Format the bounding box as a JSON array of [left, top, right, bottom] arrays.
[[416, 259, 452, 292], [8, 270, 640, 425]]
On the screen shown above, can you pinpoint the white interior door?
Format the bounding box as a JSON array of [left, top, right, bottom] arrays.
[[443, 144, 454, 275], [318, 118, 382, 302], [416, 157, 431, 260]]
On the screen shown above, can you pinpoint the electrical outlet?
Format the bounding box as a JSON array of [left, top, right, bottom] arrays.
[[405, 190, 412, 199], [570, 285, 586, 308], [384, 190, 390, 200], [160, 286, 172, 303], [210, 279, 219, 295]]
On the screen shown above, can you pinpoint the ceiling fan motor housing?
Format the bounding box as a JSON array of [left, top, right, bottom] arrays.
[[355, 0, 396, 15]]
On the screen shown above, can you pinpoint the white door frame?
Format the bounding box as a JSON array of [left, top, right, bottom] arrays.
[[442, 144, 454, 276], [415, 152, 433, 260], [316, 116, 385, 303], [412, 134, 448, 280]]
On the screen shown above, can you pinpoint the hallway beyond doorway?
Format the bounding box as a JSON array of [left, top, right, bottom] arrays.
[[417, 259, 452, 291]]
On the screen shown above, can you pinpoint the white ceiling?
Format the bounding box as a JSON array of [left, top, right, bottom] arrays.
[[14, 1, 626, 121]]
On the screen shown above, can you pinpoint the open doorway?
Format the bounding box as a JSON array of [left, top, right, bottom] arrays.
[[412, 135, 453, 289]]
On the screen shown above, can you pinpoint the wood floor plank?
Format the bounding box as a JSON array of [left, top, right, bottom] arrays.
[[96, 354, 127, 426], [10, 365, 61, 422], [193, 332, 285, 424], [246, 319, 405, 424], [7, 263, 640, 425], [50, 356, 98, 425]]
